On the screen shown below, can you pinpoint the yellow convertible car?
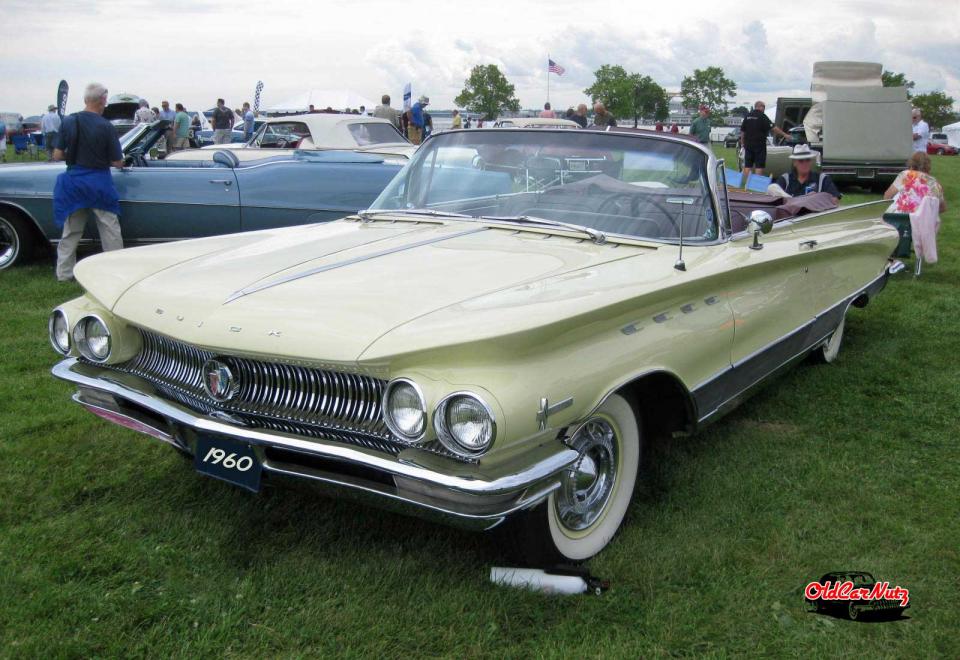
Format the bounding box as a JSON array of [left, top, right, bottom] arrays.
[[50, 128, 898, 564]]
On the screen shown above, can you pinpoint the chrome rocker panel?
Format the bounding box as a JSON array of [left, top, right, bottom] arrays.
[[52, 358, 578, 531]]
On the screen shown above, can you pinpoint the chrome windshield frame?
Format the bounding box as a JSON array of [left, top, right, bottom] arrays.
[[369, 128, 727, 247]]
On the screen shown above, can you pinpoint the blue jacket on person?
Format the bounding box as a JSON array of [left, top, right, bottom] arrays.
[[411, 103, 425, 128]]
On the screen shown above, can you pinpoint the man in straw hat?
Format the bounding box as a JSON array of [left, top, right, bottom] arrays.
[[774, 144, 840, 203]]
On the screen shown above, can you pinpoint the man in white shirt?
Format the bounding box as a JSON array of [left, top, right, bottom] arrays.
[[41, 105, 61, 160], [912, 108, 929, 153], [133, 99, 156, 124]]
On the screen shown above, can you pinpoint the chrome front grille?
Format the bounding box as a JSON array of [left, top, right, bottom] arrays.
[[115, 329, 395, 446]]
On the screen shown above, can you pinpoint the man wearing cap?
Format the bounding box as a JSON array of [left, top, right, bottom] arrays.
[[740, 100, 789, 179], [41, 104, 62, 161], [409, 95, 429, 145], [689, 105, 712, 145], [775, 144, 840, 203]]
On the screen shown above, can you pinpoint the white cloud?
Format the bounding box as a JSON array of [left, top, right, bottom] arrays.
[[0, 0, 956, 115]]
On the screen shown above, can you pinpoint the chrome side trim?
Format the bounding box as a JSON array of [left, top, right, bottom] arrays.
[[582, 268, 890, 431], [0, 199, 47, 238], [224, 226, 488, 304], [694, 269, 889, 424]]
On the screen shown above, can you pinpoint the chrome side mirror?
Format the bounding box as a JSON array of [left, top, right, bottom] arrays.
[[748, 210, 773, 250]]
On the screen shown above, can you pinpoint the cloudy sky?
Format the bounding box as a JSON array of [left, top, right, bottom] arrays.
[[1, 0, 957, 116]]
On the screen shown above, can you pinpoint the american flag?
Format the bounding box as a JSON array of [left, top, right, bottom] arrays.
[[548, 59, 565, 76]]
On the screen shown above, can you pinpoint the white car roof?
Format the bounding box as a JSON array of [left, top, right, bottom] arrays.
[[261, 113, 409, 149]]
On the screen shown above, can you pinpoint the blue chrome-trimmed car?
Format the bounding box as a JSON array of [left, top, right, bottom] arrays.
[[0, 120, 403, 270]]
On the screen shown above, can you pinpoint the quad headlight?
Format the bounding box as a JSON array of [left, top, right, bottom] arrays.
[[72, 315, 112, 362], [48, 309, 70, 355], [383, 378, 427, 442], [434, 392, 497, 457]]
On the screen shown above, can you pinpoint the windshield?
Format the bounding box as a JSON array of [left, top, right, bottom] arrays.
[[368, 130, 718, 242]]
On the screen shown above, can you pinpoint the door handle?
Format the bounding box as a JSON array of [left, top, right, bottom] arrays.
[[799, 240, 818, 249], [209, 179, 233, 186]]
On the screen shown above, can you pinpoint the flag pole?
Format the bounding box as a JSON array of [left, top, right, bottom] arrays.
[[547, 54, 550, 106]]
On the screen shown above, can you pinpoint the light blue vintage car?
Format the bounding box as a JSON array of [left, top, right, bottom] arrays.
[[0, 120, 404, 270]]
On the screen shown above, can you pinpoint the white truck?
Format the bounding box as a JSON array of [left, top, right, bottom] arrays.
[[764, 61, 913, 190]]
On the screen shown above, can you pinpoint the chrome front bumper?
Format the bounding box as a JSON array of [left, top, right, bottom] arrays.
[[53, 359, 578, 530]]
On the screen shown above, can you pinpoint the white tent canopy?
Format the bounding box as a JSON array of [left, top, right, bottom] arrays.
[[264, 89, 376, 114], [942, 121, 960, 148]]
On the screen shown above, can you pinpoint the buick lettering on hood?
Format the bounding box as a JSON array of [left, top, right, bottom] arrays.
[[50, 127, 898, 563]]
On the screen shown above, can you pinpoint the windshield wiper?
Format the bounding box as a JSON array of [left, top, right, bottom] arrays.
[[481, 215, 607, 245], [357, 209, 474, 221]]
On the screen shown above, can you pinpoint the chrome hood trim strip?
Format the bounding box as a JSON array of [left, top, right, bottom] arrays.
[[224, 226, 488, 304]]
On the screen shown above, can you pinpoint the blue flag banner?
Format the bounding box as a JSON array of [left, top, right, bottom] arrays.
[[56, 80, 69, 118], [746, 173, 772, 193], [253, 81, 264, 114], [724, 168, 743, 188], [403, 83, 412, 111]]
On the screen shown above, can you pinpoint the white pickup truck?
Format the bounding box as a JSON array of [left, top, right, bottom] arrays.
[[763, 62, 913, 190]]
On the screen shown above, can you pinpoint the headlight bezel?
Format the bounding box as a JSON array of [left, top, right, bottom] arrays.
[[433, 391, 497, 458], [72, 314, 112, 363], [48, 308, 71, 355], [382, 377, 428, 443]]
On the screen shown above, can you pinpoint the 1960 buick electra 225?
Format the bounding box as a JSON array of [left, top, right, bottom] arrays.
[[49, 128, 898, 563], [0, 120, 402, 270]]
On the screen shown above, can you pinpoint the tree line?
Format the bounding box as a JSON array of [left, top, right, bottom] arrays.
[[455, 63, 740, 125], [453, 64, 957, 129]]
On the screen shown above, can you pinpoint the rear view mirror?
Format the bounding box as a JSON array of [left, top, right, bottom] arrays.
[[748, 210, 773, 250]]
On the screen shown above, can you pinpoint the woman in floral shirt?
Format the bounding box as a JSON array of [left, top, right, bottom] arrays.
[[883, 152, 947, 214]]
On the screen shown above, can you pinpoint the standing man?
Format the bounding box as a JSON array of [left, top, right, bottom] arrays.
[[540, 102, 556, 118], [51, 82, 124, 282], [158, 100, 176, 155], [241, 102, 255, 141], [41, 104, 61, 161], [689, 105, 711, 145], [572, 103, 588, 128], [409, 95, 429, 144], [450, 109, 463, 129], [172, 103, 191, 152], [373, 94, 401, 130], [133, 99, 155, 124], [212, 98, 234, 145], [912, 108, 929, 153], [0, 117, 6, 162], [740, 100, 789, 179], [592, 102, 616, 128]]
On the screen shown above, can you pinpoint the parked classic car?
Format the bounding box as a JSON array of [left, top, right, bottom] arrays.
[[103, 93, 142, 137], [49, 127, 898, 563], [0, 120, 402, 270], [805, 572, 909, 619], [172, 114, 416, 161]]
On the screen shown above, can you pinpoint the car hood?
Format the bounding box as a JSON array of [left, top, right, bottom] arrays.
[[76, 218, 653, 366]]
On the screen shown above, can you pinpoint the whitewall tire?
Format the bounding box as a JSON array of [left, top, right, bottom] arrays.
[[500, 393, 641, 565]]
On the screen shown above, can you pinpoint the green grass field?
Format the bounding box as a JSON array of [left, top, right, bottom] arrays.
[[1, 146, 958, 657]]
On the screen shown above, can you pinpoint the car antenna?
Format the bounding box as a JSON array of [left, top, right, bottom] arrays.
[[667, 197, 694, 271]]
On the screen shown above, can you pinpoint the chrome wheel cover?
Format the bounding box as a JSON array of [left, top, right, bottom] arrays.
[[555, 417, 618, 532], [0, 217, 19, 269]]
